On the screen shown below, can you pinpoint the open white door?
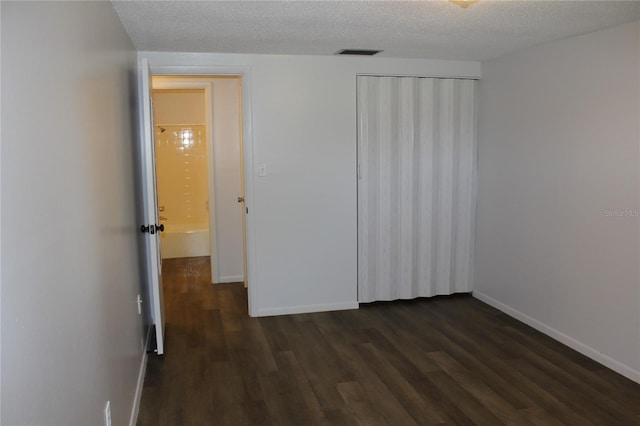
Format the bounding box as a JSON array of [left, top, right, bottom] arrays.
[[139, 58, 165, 354]]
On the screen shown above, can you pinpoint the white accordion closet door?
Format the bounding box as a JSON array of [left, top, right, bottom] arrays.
[[357, 76, 477, 303]]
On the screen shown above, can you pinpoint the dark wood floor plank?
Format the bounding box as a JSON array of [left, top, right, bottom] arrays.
[[512, 357, 630, 426], [360, 327, 434, 382], [327, 333, 422, 425], [286, 321, 360, 413], [416, 305, 608, 425], [137, 256, 640, 426], [501, 324, 640, 417], [258, 370, 325, 425], [269, 350, 329, 423], [353, 342, 446, 425], [336, 381, 389, 426], [426, 350, 529, 425], [213, 400, 273, 426], [406, 377, 476, 425], [321, 408, 361, 426], [426, 370, 506, 425], [389, 301, 537, 411], [422, 318, 537, 410], [517, 407, 566, 426]]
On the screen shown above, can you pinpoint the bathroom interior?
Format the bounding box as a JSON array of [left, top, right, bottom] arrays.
[[152, 76, 246, 285]]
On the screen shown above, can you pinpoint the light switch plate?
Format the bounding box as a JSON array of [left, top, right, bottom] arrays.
[[257, 163, 267, 177]]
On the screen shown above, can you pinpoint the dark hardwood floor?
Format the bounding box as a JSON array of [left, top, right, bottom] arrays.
[[137, 257, 640, 425]]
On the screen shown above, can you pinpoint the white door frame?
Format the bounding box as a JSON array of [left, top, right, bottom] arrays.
[[151, 79, 220, 283], [147, 64, 258, 317]]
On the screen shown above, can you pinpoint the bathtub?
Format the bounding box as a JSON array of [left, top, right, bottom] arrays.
[[160, 223, 210, 259]]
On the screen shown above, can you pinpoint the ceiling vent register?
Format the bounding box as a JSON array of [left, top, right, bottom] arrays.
[[336, 49, 382, 56]]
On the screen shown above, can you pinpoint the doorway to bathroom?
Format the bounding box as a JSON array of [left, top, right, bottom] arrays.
[[152, 76, 247, 286]]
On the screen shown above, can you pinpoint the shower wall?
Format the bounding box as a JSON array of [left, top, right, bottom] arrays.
[[152, 90, 210, 258]]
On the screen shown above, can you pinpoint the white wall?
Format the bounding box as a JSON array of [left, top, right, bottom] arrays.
[[152, 90, 206, 124], [475, 20, 640, 382], [1, 2, 146, 425], [142, 51, 480, 316]]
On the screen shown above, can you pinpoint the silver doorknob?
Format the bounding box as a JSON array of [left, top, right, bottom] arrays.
[[237, 196, 245, 203]]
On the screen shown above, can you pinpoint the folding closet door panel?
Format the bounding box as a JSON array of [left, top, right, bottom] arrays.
[[357, 76, 476, 303]]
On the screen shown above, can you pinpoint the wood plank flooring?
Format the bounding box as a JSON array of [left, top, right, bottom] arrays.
[[136, 257, 640, 425]]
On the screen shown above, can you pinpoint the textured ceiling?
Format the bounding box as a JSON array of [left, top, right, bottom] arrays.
[[112, 0, 640, 61]]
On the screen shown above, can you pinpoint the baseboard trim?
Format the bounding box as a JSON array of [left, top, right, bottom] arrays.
[[257, 301, 359, 317], [129, 328, 150, 426], [473, 291, 640, 384], [217, 275, 244, 284]]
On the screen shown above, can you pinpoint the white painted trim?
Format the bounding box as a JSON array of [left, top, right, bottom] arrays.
[[218, 275, 244, 284], [473, 291, 640, 384], [151, 78, 220, 283], [637, 20, 640, 390], [257, 302, 359, 317], [128, 333, 150, 426], [0, 3, 3, 414], [357, 73, 480, 80], [146, 61, 258, 317]]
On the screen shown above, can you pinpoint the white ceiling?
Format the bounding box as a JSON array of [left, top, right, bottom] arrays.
[[112, 0, 640, 61]]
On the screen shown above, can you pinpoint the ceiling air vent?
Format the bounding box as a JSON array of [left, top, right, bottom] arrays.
[[336, 49, 382, 56]]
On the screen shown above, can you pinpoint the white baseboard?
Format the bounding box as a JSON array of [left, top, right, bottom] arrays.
[[217, 275, 244, 283], [129, 330, 150, 426], [473, 291, 640, 384], [257, 301, 359, 317]]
